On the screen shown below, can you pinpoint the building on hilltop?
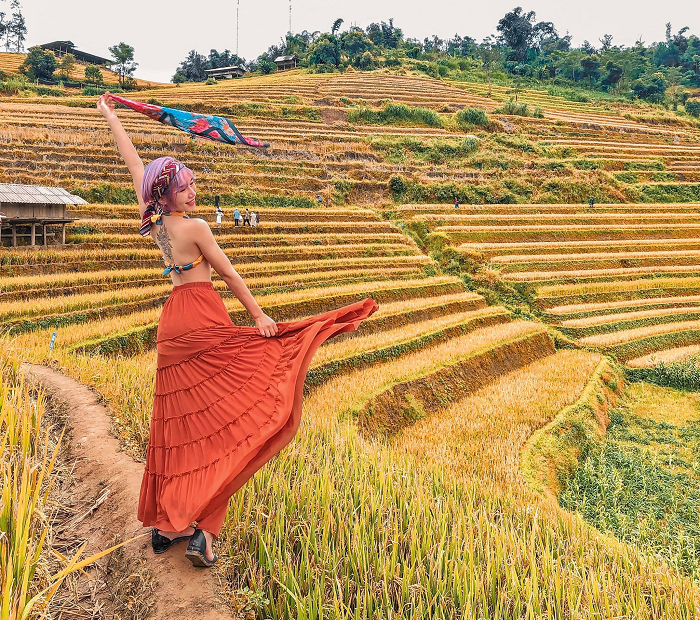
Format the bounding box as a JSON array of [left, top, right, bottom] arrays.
[[204, 65, 247, 80], [273, 55, 298, 71], [39, 41, 111, 66], [0, 183, 84, 248]]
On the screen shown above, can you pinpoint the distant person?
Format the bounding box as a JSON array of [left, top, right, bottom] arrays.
[[589, 197, 595, 209], [454, 196, 459, 209], [316, 194, 323, 205], [250, 211, 258, 227], [243, 208, 251, 226], [96, 91, 376, 570], [215, 206, 224, 229], [233, 207, 241, 227]]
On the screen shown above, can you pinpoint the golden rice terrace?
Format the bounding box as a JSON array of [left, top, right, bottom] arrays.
[[4, 69, 700, 617]]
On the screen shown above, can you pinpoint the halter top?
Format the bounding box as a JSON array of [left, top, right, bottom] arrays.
[[151, 211, 206, 276]]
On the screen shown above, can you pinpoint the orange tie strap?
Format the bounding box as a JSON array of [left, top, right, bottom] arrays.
[[163, 253, 205, 276]]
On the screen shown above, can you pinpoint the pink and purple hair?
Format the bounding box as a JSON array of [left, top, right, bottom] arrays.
[[139, 156, 195, 236]]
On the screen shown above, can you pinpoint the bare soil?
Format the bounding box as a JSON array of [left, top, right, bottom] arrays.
[[22, 363, 237, 620]]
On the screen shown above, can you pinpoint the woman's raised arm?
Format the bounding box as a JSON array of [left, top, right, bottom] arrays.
[[97, 92, 147, 216]]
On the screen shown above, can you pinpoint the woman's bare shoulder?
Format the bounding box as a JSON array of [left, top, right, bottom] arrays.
[[187, 217, 212, 237]]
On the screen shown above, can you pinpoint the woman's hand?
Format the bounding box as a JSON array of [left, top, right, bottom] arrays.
[[255, 313, 278, 338], [97, 91, 116, 120]]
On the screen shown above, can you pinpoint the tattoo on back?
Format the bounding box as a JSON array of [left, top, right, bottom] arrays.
[[155, 223, 174, 265]]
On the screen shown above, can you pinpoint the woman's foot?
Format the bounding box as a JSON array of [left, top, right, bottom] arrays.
[[184, 528, 218, 567], [201, 529, 215, 562]]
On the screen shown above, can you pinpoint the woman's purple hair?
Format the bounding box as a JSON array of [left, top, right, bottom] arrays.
[[142, 156, 195, 211]]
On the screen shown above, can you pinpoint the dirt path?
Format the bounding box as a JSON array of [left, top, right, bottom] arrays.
[[22, 364, 235, 620]]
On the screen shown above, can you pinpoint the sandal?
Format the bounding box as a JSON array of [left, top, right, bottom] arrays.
[[151, 528, 193, 554], [184, 528, 219, 568]]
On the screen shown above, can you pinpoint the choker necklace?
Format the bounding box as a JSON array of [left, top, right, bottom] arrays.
[[163, 211, 189, 218]]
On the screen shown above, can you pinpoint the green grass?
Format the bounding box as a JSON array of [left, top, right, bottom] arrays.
[[347, 102, 443, 128], [368, 136, 478, 164], [560, 382, 700, 581]]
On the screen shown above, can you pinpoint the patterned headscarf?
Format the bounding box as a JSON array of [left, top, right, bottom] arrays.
[[139, 159, 184, 237]]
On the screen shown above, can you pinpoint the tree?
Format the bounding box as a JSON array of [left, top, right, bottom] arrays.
[[580, 54, 600, 84], [19, 46, 56, 80], [478, 37, 503, 97], [365, 18, 401, 48], [59, 53, 75, 79], [632, 72, 667, 102], [601, 60, 623, 88], [84, 64, 103, 84], [8, 5, 25, 53], [496, 7, 558, 62], [174, 50, 208, 81], [497, 7, 537, 61], [108, 42, 138, 87], [341, 29, 373, 61], [208, 48, 245, 69], [686, 98, 700, 117], [307, 34, 340, 67], [599, 34, 613, 51], [581, 40, 596, 54], [331, 18, 344, 36]]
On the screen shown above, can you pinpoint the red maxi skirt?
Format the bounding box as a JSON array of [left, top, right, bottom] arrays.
[[137, 281, 378, 537]]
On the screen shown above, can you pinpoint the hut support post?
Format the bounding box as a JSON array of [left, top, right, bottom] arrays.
[[11, 224, 16, 247], [30, 223, 36, 245], [62, 223, 66, 244]]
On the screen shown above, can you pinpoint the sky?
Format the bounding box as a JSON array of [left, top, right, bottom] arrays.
[[24, 0, 700, 84]]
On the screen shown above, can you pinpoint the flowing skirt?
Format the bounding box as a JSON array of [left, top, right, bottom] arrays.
[[137, 281, 378, 534]]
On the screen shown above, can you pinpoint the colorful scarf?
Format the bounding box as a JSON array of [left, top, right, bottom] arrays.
[[109, 95, 269, 148], [139, 160, 184, 236]]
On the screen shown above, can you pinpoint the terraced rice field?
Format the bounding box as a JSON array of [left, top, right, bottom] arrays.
[[404, 200, 700, 367], [6, 70, 700, 616], [2, 68, 699, 207]]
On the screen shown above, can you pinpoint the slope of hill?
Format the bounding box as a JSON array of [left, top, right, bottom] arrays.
[[4, 69, 700, 616], [0, 51, 168, 87]]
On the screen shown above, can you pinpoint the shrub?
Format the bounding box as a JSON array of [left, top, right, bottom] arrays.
[[389, 175, 406, 195], [205, 77, 217, 85], [686, 99, 700, 118], [456, 107, 488, 127], [0, 77, 29, 95], [494, 99, 531, 116], [493, 135, 537, 153], [35, 86, 65, 97], [347, 102, 442, 128]]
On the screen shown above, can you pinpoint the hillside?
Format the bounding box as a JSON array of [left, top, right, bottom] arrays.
[[4, 69, 700, 617], [0, 51, 168, 88]]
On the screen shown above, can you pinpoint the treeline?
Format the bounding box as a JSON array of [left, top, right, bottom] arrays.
[[172, 7, 700, 109]]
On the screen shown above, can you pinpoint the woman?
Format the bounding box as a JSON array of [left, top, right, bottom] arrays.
[[97, 93, 378, 567]]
